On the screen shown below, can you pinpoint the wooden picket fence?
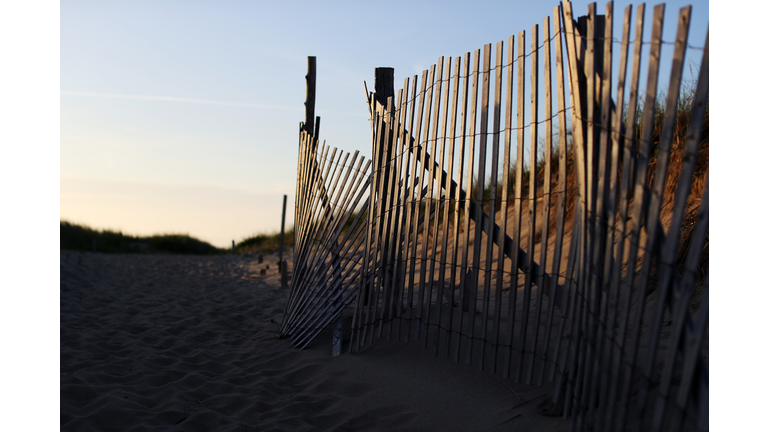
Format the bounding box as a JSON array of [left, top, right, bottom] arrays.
[[283, 2, 709, 431]]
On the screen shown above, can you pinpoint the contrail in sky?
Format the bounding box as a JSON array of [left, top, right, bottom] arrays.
[[61, 90, 302, 111]]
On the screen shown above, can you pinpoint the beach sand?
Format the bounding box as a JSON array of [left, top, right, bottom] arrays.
[[60, 249, 570, 431]]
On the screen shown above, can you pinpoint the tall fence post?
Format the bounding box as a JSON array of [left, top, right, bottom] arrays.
[[361, 67, 395, 311], [374, 66, 395, 239], [304, 57, 316, 137], [372, 66, 396, 294], [300, 56, 344, 355], [332, 265, 343, 356], [279, 194, 288, 287]]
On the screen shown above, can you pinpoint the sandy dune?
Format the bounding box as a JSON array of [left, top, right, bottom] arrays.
[[60, 249, 570, 431]]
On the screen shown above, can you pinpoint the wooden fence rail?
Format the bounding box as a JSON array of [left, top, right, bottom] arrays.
[[282, 2, 709, 431]]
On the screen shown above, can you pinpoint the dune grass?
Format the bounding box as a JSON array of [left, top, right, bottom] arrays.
[[60, 221, 225, 255], [235, 228, 295, 255], [61, 220, 298, 256]]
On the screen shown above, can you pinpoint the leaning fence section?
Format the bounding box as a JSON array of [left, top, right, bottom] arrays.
[[280, 127, 372, 350], [346, 2, 708, 431]]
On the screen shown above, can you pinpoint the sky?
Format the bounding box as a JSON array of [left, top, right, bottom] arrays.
[[59, 0, 710, 248]]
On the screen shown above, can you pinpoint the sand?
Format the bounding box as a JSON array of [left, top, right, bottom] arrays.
[[60, 249, 570, 431]]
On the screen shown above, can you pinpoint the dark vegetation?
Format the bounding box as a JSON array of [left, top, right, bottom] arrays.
[[235, 228, 295, 255], [61, 221, 298, 257], [60, 221, 224, 255]]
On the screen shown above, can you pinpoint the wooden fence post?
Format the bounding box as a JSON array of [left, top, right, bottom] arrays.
[[304, 57, 316, 136], [363, 67, 395, 309], [332, 273, 343, 356], [279, 194, 288, 287], [374, 67, 395, 237], [374, 68, 395, 109]]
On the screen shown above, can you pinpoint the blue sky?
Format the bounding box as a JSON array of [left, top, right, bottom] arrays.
[[60, 0, 709, 247]]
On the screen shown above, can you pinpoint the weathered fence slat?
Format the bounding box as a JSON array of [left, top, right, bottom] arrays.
[[602, 4, 646, 429], [465, 45, 490, 366], [390, 79, 411, 343], [503, 30, 525, 381], [594, 4, 633, 430], [576, 7, 605, 424], [372, 98, 397, 343], [362, 106, 383, 346], [445, 53, 472, 363], [461, 49, 482, 364], [491, 36, 514, 375], [532, 15, 553, 387], [414, 64, 438, 342], [435, 57, 463, 356], [402, 71, 428, 344], [383, 87, 405, 342], [394, 76, 418, 343], [433, 56, 461, 356], [478, 42, 502, 372], [371, 95, 394, 342], [359, 109, 386, 346], [424, 56, 451, 348], [520, 23, 539, 384], [379, 89, 406, 341], [583, 5, 613, 426], [543, 5, 569, 385], [554, 1, 589, 416]]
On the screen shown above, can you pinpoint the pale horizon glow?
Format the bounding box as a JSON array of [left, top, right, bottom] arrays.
[[61, 177, 295, 241]]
